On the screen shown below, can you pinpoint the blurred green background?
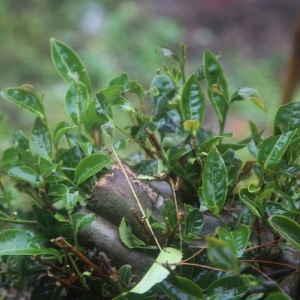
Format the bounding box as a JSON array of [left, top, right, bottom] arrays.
[[1, 0, 299, 147]]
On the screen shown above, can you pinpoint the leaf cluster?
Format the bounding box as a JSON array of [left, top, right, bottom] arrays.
[[0, 39, 300, 299]]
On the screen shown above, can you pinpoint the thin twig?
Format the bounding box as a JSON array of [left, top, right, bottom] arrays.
[[0, 181, 13, 213], [240, 259, 298, 270], [130, 207, 155, 240], [241, 261, 286, 293], [0, 217, 37, 225], [111, 146, 162, 251], [170, 181, 182, 254], [51, 237, 108, 279], [179, 262, 224, 272]]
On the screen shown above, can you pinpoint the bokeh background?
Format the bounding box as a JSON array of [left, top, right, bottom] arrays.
[[1, 0, 299, 148]]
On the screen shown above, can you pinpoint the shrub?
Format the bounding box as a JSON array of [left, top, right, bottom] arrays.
[[0, 39, 299, 300]]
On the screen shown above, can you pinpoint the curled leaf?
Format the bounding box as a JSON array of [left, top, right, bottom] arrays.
[[0, 87, 44, 118], [231, 87, 267, 112], [269, 215, 300, 252]]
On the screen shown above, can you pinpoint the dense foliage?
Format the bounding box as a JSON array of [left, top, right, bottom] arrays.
[[1, 39, 300, 299]]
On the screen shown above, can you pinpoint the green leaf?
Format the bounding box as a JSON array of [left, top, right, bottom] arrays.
[[95, 92, 113, 122], [61, 145, 83, 171], [54, 213, 67, 223], [150, 75, 175, 117], [274, 101, 300, 135], [45, 171, 69, 183], [160, 276, 204, 300], [249, 120, 263, 144], [268, 215, 300, 252], [38, 156, 53, 177], [65, 83, 89, 125], [74, 153, 110, 184], [132, 122, 155, 143], [119, 218, 148, 249], [101, 120, 115, 137], [0, 229, 61, 263], [113, 293, 156, 300], [184, 209, 204, 242], [63, 191, 79, 212], [54, 121, 76, 145], [202, 147, 228, 214], [72, 213, 94, 234], [130, 247, 182, 294], [119, 265, 132, 286], [162, 199, 178, 232], [219, 225, 250, 257], [8, 166, 42, 187], [0, 87, 44, 118], [32, 117, 53, 159], [33, 206, 72, 240], [198, 133, 233, 153], [162, 134, 188, 148], [222, 149, 242, 193], [238, 187, 261, 218], [216, 143, 248, 153], [206, 237, 239, 274], [114, 139, 129, 150], [279, 164, 300, 178], [231, 87, 266, 112], [83, 98, 102, 135], [266, 202, 297, 219], [78, 141, 93, 156], [114, 96, 134, 112], [286, 136, 300, 163], [181, 74, 205, 123], [134, 160, 161, 176], [48, 184, 68, 197], [110, 73, 130, 91], [10, 132, 38, 174], [203, 50, 228, 123], [193, 254, 228, 289], [258, 130, 296, 169], [0, 147, 19, 169], [129, 80, 144, 100], [206, 276, 248, 300], [101, 85, 124, 102], [265, 293, 292, 300], [50, 38, 91, 92]]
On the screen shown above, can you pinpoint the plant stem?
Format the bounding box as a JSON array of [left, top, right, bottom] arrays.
[[180, 43, 187, 84], [215, 213, 230, 231], [115, 124, 156, 159], [0, 216, 37, 224], [146, 128, 169, 165], [0, 181, 12, 213], [67, 253, 89, 289], [69, 212, 79, 249], [51, 237, 108, 279]]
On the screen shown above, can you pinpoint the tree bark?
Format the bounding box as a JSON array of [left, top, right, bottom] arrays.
[[78, 163, 172, 275], [78, 207, 155, 275]]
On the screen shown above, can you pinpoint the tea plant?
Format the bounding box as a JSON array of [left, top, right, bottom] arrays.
[[0, 39, 300, 299]]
